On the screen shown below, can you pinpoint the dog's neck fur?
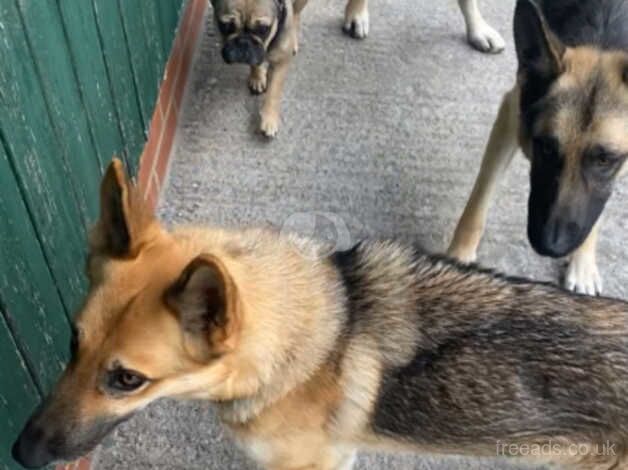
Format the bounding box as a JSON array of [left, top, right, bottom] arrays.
[[172, 226, 347, 423]]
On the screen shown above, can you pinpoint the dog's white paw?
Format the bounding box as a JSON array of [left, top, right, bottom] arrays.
[[343, 9, 369, 39], [564, 253, 602, 296], [447, 245, 477, 264], [260, 110, 279, 138], [467, 21, 505, 54]]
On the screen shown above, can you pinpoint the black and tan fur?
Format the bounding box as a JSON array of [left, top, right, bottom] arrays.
[[212, 0, 503, 138], [448, 0, 628, 295], [12, 159, 628, 469]]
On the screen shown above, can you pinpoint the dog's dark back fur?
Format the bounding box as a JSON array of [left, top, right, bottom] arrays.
[[333, 241, 628, 458], [536, 0, 628, 50]]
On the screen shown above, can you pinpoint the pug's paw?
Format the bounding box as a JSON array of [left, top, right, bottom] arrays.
[[248, 68, 268, 95], [259, 110, 280, 138], [343, 8, 369, 39]]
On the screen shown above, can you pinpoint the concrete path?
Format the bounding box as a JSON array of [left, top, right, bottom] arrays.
[[94, 0, 628, 468]]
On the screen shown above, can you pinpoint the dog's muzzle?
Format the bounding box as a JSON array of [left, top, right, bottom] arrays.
[[222, 35, 265, 65], [12, 416, 57, 469]]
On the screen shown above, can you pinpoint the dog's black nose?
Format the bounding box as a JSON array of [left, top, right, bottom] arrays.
[[12, 423, 55, 468], [529, 218, 581, 258]]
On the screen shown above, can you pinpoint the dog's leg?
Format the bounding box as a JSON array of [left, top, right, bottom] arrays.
[[292, 13, 302, 55], [448, 87, 519, 262], [249, 63, 269, 95], [457, 0, 505, 53], [565, 221, 602, 295], [343, 0, 369, 39], [292, 0, 308, 54], [260, 57, 291, 137]]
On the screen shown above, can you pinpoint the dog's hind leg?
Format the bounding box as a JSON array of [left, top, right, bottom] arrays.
[[458, 0, 505, 53], [565, 220, 602, 295], [343, 0, 369, 39], [448, 86, 519, 262]]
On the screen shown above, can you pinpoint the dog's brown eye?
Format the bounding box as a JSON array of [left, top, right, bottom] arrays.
[[589, 146, 622, 169], [108, 368, 147, 392], [217, 19, 236, 36], [595, 151, 619, 167]]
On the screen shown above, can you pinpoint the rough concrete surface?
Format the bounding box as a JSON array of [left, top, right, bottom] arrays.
[[94, 0, 628, 469]]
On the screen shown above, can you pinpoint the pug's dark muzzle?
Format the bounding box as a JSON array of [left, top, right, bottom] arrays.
[[222, 35, 266, 65]]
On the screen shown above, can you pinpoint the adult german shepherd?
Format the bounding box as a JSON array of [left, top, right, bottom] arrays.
[[448, 0, 628, 296], [11, 159, 628, 469]]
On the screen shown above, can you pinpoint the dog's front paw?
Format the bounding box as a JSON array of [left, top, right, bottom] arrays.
[[447, 245, 477, 264], [564, 253, 602, 296], [343, 9, 369, 39], [248, 70, 268, 95], [467, 21, 505, 54], [259, 110, 280, 138]]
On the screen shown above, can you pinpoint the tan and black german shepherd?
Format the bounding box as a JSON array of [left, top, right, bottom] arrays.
[[11, 159, 628, 469], [448, 0, 628, 296]]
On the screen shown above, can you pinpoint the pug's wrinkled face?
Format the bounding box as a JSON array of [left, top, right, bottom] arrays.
[[212, 0, 281, 65]]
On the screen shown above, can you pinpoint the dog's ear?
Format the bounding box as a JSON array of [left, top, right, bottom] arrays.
[[90, 158, 153, 257], [514, 0, 565, 79], [166, 255, 239, 352]]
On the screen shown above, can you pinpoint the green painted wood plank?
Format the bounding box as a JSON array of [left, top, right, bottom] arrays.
[[17, 0, 102, 224], [142, 1, 166, 78], [0, 144, 70, 393], [92, 0, 146, 173], [0, 0, 88, 317], [57, 0, 125, 174], [157, 1, 180, 58], [118, 0, 156, 137], [0, 312, 42, 470]]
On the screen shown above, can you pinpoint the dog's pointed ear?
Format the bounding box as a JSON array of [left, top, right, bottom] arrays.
[[91, 158, 153, 257], [166, 255, 239, 350], [514, 0, 565, 79]]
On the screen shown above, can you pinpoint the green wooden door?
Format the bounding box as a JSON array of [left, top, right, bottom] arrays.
[[0, 2, 185, 468]]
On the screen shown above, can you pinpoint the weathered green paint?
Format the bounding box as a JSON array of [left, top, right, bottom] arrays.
[[58, 0, 125, 175], [92, 0, 146, 171], [0, 0, 90, 317], [118, 0, 158, 134], [0, 2, 184, 468], [17, 0, 103, 223], [143, 3, 166, 81], [157, 1, 181, 59], [0, 312, 41, 470], [0, 144, 70, 393]]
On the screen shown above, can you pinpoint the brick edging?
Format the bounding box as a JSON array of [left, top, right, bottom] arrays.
[[137, 0, 207, 210], [55, 1, 207, 468]]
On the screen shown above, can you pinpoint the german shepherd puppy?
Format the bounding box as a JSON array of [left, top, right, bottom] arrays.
[[12, 159, 628, 469], [212, 0, 503, 138], [448, 0, 628, 296]]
